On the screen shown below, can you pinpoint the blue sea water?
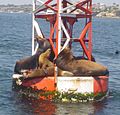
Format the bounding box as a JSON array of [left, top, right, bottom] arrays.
[[0, 13, 120, 115]]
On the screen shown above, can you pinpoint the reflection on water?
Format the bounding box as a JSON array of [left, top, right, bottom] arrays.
[[19, 97, 56, 115], [11, 91, 118, 115], [13, 92, 95, 115]]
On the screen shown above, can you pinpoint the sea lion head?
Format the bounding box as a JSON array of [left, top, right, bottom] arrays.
[[54, 47, 74, 70], [38, 48, 51, 63], [35, 36, 55, 61], [35, 36, 51, 52], [57, 47, 74, 61]]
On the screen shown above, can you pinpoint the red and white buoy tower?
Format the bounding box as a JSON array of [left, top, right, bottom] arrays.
[[21, 0, 109, 99], [32, 0, 92, 59]]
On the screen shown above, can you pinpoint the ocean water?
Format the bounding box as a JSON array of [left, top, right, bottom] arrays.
[[0, 13, 120, 115]]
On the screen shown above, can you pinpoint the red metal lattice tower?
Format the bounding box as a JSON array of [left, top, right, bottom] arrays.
[[32, 0, 92, 59], [32, 0, 93, 84]]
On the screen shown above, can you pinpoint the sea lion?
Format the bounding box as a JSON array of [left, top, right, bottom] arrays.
[[24, 49, 55, 78], [55, 48, 109, 76], [14, 53, 40, 74], [25, 67, 54, 78], [36, 36, 55, 62], [14, 36, 55, 74], [35, 36, 51, 53], [38, 48, 54, 69]]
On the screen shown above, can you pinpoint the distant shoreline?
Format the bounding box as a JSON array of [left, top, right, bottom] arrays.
[[93, 16, 120, 19], [0, 4, 120, 19], [0, 12, 120, 19]]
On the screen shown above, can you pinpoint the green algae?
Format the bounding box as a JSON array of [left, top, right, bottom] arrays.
[[12, 79, 108, 102]]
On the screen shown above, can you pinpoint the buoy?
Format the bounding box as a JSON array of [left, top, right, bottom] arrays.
[[13, 0, 109, 102]]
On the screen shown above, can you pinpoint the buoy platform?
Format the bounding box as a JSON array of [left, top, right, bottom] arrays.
[[12, 0, 109, 102]]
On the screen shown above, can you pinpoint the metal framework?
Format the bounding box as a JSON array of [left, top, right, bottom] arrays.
[[32, 0, 93, 82]]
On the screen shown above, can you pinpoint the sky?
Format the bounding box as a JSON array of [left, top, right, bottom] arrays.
[[0, 0, 120, 5]]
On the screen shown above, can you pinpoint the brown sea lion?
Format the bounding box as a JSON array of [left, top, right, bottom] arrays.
[[35, 36, 51, 53], [25, 67, 54, 78], [36, 36, 55, 62], [38, 48, 54, 69], [24, 49, 55, 78], [14, 53, 40, 74], [55, 48, 109, 76], [14, 36, 55, 74]]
